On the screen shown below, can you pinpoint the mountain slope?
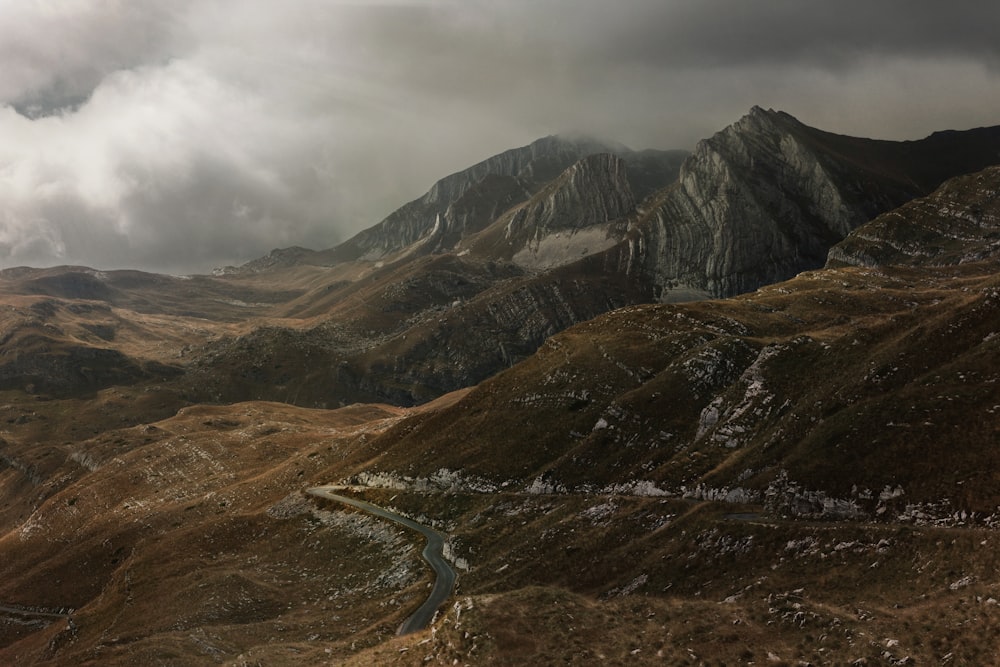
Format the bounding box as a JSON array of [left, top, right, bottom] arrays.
[[186, 145, 677, 406], [3, 122, 1000, 666], [5, 163, 1000, 666], [343, 163, 1000, 518], [191, 110, 1000, 407], [461, 152, 636, 270], [828, 165, 1000, 267], [305, 136, 686, 265]]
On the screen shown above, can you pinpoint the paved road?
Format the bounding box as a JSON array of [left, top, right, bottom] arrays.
[[0, 604, 71, 619], [306, 486, 457, 635]]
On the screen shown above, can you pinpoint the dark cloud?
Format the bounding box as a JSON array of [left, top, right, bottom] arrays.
[[0, 1, 998, 274], [0, 2, 189, 115], [565, 1, 1000, 70]]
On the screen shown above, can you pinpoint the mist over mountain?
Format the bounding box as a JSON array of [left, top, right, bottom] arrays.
[[2, 2, 1000, 275], [1, 108, 999, 665], [192, 108, 1000, 408]]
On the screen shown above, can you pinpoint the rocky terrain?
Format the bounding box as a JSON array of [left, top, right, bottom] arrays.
[[0, 110, 999, 665], [188, 108, 1000, 408]]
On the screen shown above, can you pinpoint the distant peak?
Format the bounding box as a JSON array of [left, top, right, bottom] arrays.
[[750, 104, 797, 116], [725, 106, 804, 138], [745, 105, 799, 123], [532, 133, 630, 155]]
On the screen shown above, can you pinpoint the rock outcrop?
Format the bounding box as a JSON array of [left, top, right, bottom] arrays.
[[464, 152, 637, 271], [311, 136, 686, 265], [828, 165, 1000, 267]]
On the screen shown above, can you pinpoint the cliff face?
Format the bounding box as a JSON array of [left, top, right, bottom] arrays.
[[506, 153, 635, 242], [457, 152, 637, 271], [629, 107, 1000, 299], [319, 137, 687, 265], [642, 108, 861, 297]]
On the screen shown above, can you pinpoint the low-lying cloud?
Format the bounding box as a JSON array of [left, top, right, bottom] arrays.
[[1, 1, 998, 274]]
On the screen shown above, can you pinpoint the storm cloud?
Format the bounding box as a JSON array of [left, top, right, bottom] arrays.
[[1, 0, 999, 274]]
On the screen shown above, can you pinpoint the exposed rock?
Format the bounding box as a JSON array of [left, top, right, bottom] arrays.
[[330, 135, 637, 262], [192, 111, 1000, 409], [214, 246, 325, 274], [494, 153, 636, 271], [828, 165, 1000, 267], [629, 107, 1000, 298]]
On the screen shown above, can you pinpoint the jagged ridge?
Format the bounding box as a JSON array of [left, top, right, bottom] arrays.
[[327, 135, 633, 263]]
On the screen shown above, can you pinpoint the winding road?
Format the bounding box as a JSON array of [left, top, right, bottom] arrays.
[[0, 604, 70, 619], [306, 486, 457, 635]]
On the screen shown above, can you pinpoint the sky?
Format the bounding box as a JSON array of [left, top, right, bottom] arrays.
[[1, 1, 999, 274]]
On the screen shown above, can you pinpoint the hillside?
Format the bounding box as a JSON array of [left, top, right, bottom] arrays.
[[348, 167, 1000, 517], [0, 115, 999, 665]]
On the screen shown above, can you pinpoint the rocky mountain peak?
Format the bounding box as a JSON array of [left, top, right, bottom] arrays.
[[633, 109, 867, 298], [422, 134, 612, 205], [733, 105, 788, 133], [631, 108, 1000, 300]]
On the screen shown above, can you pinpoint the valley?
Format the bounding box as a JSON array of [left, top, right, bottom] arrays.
[[0, 109, 999, 664]]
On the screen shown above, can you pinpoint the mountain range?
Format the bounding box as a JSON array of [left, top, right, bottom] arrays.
[[0, 108, 999, 665]]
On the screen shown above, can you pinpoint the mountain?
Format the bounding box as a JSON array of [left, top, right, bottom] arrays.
[[218, 136, 687, 271], [2, 111, 1000, 665], [6, 108, 1000, 409], [331, 135, 624, 262], [185, 137, 689, 406], [450, 151, 637, 268], [346, 163, 1000, 515], [626, 106, 1000, 299], [190, 109, 1000, 408]]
